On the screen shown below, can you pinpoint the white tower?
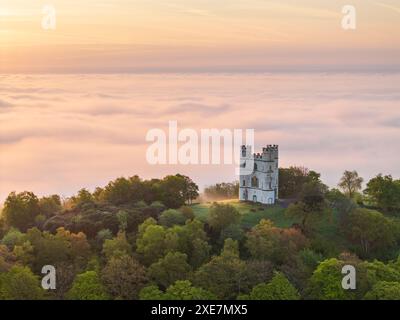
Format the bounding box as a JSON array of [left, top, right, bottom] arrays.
[[239, 145, 279, 204]]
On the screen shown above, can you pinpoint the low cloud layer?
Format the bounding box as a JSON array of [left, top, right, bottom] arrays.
[[1, 73, 399, 201]]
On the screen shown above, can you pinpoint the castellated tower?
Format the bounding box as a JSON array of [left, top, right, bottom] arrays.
[[239, 145, 279, 204]]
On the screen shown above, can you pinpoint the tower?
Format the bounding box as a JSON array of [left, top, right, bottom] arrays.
[[239, 145, 279, 204]]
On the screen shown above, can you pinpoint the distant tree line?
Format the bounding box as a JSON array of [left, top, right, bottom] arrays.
[[203, 182, 239, 200]]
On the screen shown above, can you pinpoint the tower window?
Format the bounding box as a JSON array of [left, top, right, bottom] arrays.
[[243, 180, 246, 186], [251, 176, 259, 188]]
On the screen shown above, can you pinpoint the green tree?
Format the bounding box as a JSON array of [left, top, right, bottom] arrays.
[[346, 208, 396, 259], [139, 285, 165, 300], [3, 191, 40, 231], [67, 271, 109, 300], [136, 219, 172, 265], [364, 281, 400, 300], [38, 194, 62, 217], [338, 170, 363, 199], [179, 206, 195, 221], [165, 280, 216, 300], [286, 181, 329, 233], [0, 266, 44, 300], [194, 239, 246, 299], [0, 245, 16, 272], [278, 167, 320, 198], [102, 231, 132, 260], [102, 177, 134, 205], [71, 188, 94, 208], [102, 255, 147, 299], [169, 219, 211, 268], [1, 227, 25, 249], [239, 272, 300, 300], [148, 252, 191, 289], [159, 175, 187, 208], [116, 210, 129, 231], [245, 219, 307, 265], [204, 182, 239, 200], [179, 174, 199, 205], [364, 174, 400, 212], [307, 258, 356, 300], [24, 227, 90, 273], [207, 203, 241, 234], [159, 209, 187, 227], [326, 188, 357, 225]]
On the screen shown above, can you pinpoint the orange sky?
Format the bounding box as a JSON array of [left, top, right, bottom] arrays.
[[1, 0, 400, 72]]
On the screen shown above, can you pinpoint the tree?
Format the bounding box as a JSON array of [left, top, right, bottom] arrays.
[[148, 252, 191, 289], [136, 219, 172, 265], [67, 271, 109, 300], [207, 203, 241, 234], [102, 255, 147, 299], [307, 258, 356, 300], [1, 227, 25, 249], [326, 188, 357, 226], [0, 266, 44, 300], [164, 280, 216, 300], [159, 209, 187, 227], [194, 239, 246, 299], [116, 210, 129, 231], [159, 175, 187, 208], [170, 219, 211, 268], [278, 167, 320, 199], [346, 208, 396, 259], [286, 181, 329, 233], [24, 227, 90, 273], [3, 191, 40, 231], [70, 188, 94, 208], [364, 174, 400, 212], [179, 206, 195, 221], [204, 182, 239, 200], [102, 232, 132, 260], [364, 281, 400, 300], [239, 272, 300, 300], [38, 194, 62, 217], [0, 245, 16, 272], [95, 229, 113, 248], [102, 177, 134, 205], [245, 219, 307, 265], [178, 174, 199, 204], [338, 170, 363, 199], [139, 285, 165, 300]]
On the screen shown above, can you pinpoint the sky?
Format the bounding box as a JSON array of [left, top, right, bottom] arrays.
[[0, 0, 399, 72], [0, 1, 400, 201]]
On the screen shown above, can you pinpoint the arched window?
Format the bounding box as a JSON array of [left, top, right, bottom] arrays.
[[254, 163, 257, 171], [251, 176, 259, 188], [242, 180, 246, 186]]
